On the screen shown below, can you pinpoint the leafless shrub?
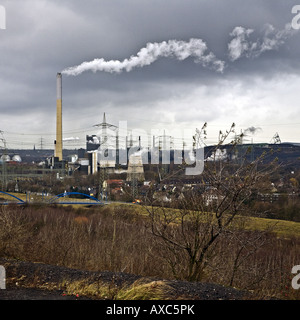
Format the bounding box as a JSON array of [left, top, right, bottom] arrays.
[[0, 205, 29, 258], [0, 202, 298, 299]]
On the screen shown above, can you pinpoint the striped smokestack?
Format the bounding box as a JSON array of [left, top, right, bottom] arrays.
[[55, 72, 63, 161]]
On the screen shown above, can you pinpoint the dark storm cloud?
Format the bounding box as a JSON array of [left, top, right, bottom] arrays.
[[0, 0, 300, 148]]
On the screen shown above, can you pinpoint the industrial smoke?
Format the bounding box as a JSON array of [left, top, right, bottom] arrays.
[[61, 22, 298, 77], [228, 23, 297, 61], [244, 126, 262, 135], [62, 38, 225, 76]]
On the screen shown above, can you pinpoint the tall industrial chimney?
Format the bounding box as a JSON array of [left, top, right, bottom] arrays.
[[55, 73, 63, 161]]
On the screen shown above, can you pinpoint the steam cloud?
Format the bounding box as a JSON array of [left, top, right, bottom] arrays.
[[244, 126, 262, 135], [228, 23, 297, 61], [62, 38, 225, 76], [63, 137, 80, 142], [62, 22, 298, 76]]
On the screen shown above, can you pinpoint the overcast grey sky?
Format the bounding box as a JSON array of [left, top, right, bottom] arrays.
[[1, 0, 300, 149]]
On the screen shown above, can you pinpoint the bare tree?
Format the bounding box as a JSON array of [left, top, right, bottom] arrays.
[[144, 124, 278, 282]]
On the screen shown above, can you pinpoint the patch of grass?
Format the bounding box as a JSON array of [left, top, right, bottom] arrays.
[[234, 215, 300, 238], [116, 279, 171, 300], [116, 203, 300, 239], [0, 192, 27, 201], [61, 279, 118, 300], [61, 278, 172, 300]]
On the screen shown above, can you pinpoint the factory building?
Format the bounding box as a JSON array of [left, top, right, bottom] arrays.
[[126, 154, 145, 182]]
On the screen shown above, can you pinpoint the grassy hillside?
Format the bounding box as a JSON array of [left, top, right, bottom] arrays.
[[107, 202, 300, 239], [1, 192, 299, 239]]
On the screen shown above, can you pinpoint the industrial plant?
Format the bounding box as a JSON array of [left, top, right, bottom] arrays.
[[1, 72, 300, 203]]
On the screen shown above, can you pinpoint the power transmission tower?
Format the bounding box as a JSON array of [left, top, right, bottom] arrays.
[[131, 162, 138, 200], [0, 131, 8, 190], [98, 166, 107, 201], [157, 131, 172, 181], [271, 132, 281, 144], [94, 112, 117, 201], [40, 137, 44, 150]]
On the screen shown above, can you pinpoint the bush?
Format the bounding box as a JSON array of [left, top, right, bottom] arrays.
[[0, 204, 299, 299]]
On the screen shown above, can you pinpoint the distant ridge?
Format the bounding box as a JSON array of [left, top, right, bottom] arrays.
[[282, 142, 300, 146]]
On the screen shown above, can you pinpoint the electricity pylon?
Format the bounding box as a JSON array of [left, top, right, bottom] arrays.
[[0, 131, 8, 190]]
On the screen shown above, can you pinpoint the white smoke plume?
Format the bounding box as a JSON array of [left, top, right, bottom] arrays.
[[63, 137, 80, 142], [62, 38, 225, 76], [228, 23, 298, 61], [244, 126, 262, 135]]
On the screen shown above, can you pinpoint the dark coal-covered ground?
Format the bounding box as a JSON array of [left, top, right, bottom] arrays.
[[0, 258, 248, 301]]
